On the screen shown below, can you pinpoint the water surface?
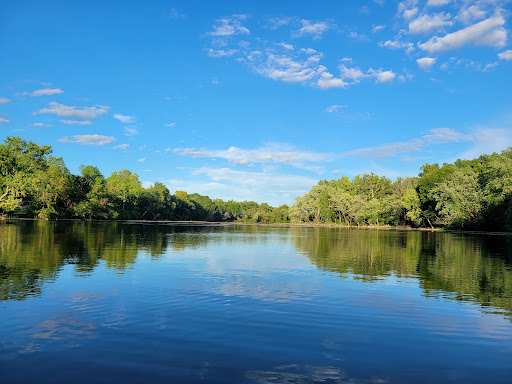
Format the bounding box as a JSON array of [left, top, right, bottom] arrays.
[[1, 221, 512, 383]]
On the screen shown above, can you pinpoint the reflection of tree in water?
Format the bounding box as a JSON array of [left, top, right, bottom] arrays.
[[0, 220, 171, 301], [292, 227, 512, 317]]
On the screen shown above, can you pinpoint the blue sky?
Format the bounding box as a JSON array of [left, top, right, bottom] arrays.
[[1, 0, 511, 206]]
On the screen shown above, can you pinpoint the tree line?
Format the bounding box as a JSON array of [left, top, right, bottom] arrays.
[[0, 136, 511, 230]]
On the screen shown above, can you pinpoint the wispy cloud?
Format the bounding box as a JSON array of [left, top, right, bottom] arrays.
[[34, 102, 109, 120], [24, 88, 64, 97], [57, 134, 116, 146], [293, 20, 329, 39], [31, 122, 53, 127], [124, 127, 138, 136], [166, 167, 317, 205], [138, 157, 146, 163], [60, 119, 92, 125], [372, 25, 386, 33], [174, 143, 335, 171], [0, 97, 10, 104], [112, 144, 129, 150], [209, 14, 249, 37], [164, 122, 176, 127], [324, 104, 346, 113], [0, 118, 10, 124], [114, 114, 136, 123], [343, 127, 475, 159]]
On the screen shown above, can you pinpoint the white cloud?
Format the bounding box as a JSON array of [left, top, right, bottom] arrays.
[[112, 144, 130, 150], [164, 122, 176, 127], [174, 143, 335, 171], [409, 12, 452, 34], [57, 134, 115, 146], [124, 127, 138, 136], [294, 20, 329, 39], [266, 17, 294, 30], [0, 118, 9, 123], [34, 102, 109, 120], [24, 88, 64, 97], [138, 157, 146, 163], [455, 5, 486, 25], [208, 48, 238, 57], [338, 65, 365, 82], [368, 68, 396, 83], [167, 167, 317, 205], [419, 15, 507, 53], [209, 15, 249, 37], [417, 57, 437, 70], [300, 48, 317, 54], [378, 39, 415, 53], [316, 71, 347, 89], [31, 122, 53, 127], [253, 53, 325, 84], [60, 119, 92, 125], [324, 105, 346, 113], [427, 0, 452, 6], [372, 25, 386, 33], [0, 97, 10, 104], [343, 127, 472, 159], [498, 50, 512, 60], [114, 114, 136, 123], [277, 42, 294, 50], [403, 7, 419, 20]]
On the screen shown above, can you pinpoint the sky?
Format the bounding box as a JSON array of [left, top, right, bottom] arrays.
[[1, 0, 511, 206]]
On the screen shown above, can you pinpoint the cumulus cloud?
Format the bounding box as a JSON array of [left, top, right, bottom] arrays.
[[112, 144, 130, 150], [372, 25, 386, 33], [419, 15, 507, 53], [209, 14, 249, 37], [24, 88, 64, 97], [57, 134, 115, 146], [338, 65, 365, 82], [0, 98, 10, 104], [416, 57, 437, 70], [34, 102, 109, 120], [409, 12, 452, 34], [294, 20, 329, 39], [498, 50, 512, 60], [455, 5, 486, 25], [32, 122, 53, 127], [60, 119, 92, 125], [316, 71, 347, 89], [114, 114, 136, 123], [368, 68, 396, 83], [174, 143, 335, 171], [0, 118, 9, 123]]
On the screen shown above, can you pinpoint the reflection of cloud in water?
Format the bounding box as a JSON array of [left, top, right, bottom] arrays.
[[245, 364, 386, 383], [218, 275, 308, 303], [24, 315, 96, 352]]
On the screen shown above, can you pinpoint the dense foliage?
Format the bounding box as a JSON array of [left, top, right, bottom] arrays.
[[0, 137, 289, 223], [1, 136, 511, 230]]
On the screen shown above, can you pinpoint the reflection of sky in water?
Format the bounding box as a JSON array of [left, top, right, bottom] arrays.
[[1, 223, 512, 383]]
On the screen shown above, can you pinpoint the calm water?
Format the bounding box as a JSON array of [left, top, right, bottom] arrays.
[[1, 221, 512, 383]]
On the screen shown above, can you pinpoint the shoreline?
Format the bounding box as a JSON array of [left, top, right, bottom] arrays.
[[2, 217, 511, 236]]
